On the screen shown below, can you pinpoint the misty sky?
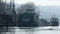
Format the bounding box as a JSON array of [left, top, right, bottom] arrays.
[[15, 0, 60, 6], [6, 0, 60, 6]]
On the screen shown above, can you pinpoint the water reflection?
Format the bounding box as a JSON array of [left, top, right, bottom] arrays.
[[0, 27, 35, 34], [0, 26, 60, 34]]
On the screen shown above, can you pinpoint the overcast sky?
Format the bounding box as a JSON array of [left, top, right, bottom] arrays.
[[14, 0, 60, 6]]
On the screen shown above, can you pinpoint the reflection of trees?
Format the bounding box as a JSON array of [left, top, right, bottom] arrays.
[[0, 32, 15, 34], [25, 29, 34, 34]]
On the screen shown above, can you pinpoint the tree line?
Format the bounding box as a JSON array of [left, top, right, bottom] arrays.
[[0, 1, 59, 28]]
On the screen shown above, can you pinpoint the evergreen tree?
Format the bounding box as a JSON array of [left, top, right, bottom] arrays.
[[50, 15, 59, 26], [17, 2, 39, 27]]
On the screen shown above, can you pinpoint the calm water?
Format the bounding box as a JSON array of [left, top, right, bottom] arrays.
[[0, 26, 60, 34]]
